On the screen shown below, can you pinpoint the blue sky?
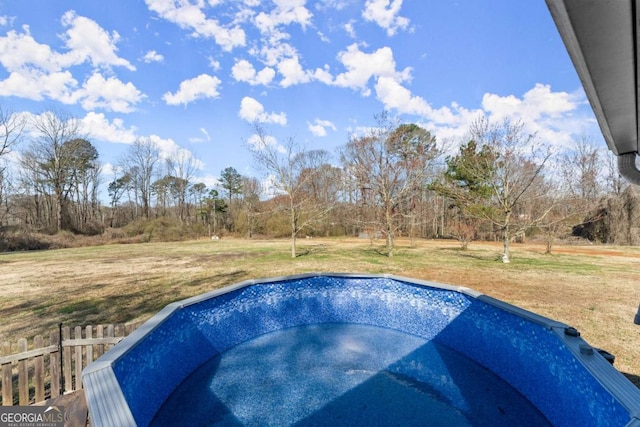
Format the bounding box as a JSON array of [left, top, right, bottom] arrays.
[[0, 0, 602, 189]]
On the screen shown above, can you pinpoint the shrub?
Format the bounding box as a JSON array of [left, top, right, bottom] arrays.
[[0, 227, 51, 251], [122, 216, 199, 242]]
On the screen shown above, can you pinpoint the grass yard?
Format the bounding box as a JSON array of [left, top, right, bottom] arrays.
[[1, 237, 639, 387]]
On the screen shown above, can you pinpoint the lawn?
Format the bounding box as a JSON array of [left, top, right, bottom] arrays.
[[1, 237, 639, 386]]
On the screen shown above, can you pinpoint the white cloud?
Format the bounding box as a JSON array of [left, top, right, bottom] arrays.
[[77, 73, 144, 113], [60, 11, 135, 71], [246, 134, 286, 159], [0, 26, 63, 72], [375, 76, 430, 116], [317, 31, 330, 43], [308, 119, 336, 136], [101, 162, 116, 177], [247, 132, 277, 150], [195, 173, 222, 188], [315, 0, 351, 11], [480, 84, 591, 150], [200, 127, 210, 141], [0, 69, 77, 101], [231, 59, 275, 85], [277, 56, 311, 87], [0, 16, 133, 72], [420, 85, 594, 154], [80, 112, 204, 171], [0, 27, 80, 101], [248, 42, 328, 89], [421, 103, 483, 149], [244, 1, 321, 88], [254, 0, 313, 34], [312, 65, 333, 85], [148, 134, 204, 170], [344, 20, 356, 38], [144, 0, 245, 51], [190, 127, 211, 143], [261, 173, 286, 196], [357, 78, 591, 155], [482, 83, 578, 122], [239, 96, 287, 125], [208, 56, 221, 70], [163, 74, 222, 106], [0, 15, 135, 106], [252, 39, 298, 67], [80, 112, 137, 144], [362, 0, 410, 36], [333, 44, 410, 95], [142, 50, 164, 63]]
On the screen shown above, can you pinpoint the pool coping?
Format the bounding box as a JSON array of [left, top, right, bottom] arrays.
[[83, 272, 640, 427]]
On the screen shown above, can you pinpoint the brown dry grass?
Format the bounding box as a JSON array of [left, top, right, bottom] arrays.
[[1, 237, 639, 387]]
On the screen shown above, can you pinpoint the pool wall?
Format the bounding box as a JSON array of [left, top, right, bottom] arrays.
[[83, 273, 640, 427]]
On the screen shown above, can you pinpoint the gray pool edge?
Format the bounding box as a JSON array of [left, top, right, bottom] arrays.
[[82, 272, 640, 427]]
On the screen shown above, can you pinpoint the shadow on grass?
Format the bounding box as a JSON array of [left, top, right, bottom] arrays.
[[295, 244, 329, 258], [437, 246, 502, 262], [357, 245, 393, 258], [182, 271, 247, 287], [3, 271, 251, 339]]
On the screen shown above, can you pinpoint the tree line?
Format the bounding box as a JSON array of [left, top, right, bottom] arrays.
[[0, 108, 635, 259]]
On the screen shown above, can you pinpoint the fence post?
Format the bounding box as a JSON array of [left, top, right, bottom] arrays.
[[85, 326, 93, 365], [17, 339, 27, 405], [106, 325, 114, 351], [58, 323, 64, 396], [74, 326, 83, 390], [96, 325, 104, 358], [34, 336, 44, 403], [62, 327, 71, 393], [1, 341, 12, 406], [50, 331, 59, 399]]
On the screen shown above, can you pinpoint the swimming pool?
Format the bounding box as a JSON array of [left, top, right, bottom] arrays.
[[83, 273, 640, 426]]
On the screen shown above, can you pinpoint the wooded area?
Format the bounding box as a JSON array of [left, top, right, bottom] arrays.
[[0, 108, 637, 259]]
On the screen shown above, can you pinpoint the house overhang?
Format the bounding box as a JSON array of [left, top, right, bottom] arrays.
[[546, 0, 637, 156]]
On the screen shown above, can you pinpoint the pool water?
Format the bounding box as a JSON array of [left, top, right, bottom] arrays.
[[151, 323, 550, 426]]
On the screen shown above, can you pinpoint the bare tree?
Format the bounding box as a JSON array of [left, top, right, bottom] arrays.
[[21, 111, 86, 232], [108, 166, 132, 227], [66, 138, 101, 233], [534, 135, 605, 252], [341, 112, 438, 257], [561, 135, 602, 204], [537, 195, 583, 253], [240, 176, 262, 238], [248, 124, 334, 258], [437, 117, 554, 262], [0, 106, 25, 161], [0, 106, 25, 229], [122, 138, 160, 219], [166, 150, 199, 222], [305, 162, 344, 237], [604, 149, 626, 196]]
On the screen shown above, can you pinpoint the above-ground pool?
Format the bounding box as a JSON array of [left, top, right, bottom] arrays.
[[83, 273, 640, 426]]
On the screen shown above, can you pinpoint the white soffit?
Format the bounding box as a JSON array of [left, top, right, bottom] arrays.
[[546, 0, 637, 155]]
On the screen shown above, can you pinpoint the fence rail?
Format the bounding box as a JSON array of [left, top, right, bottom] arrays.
[[0, 322, 142, 406]]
